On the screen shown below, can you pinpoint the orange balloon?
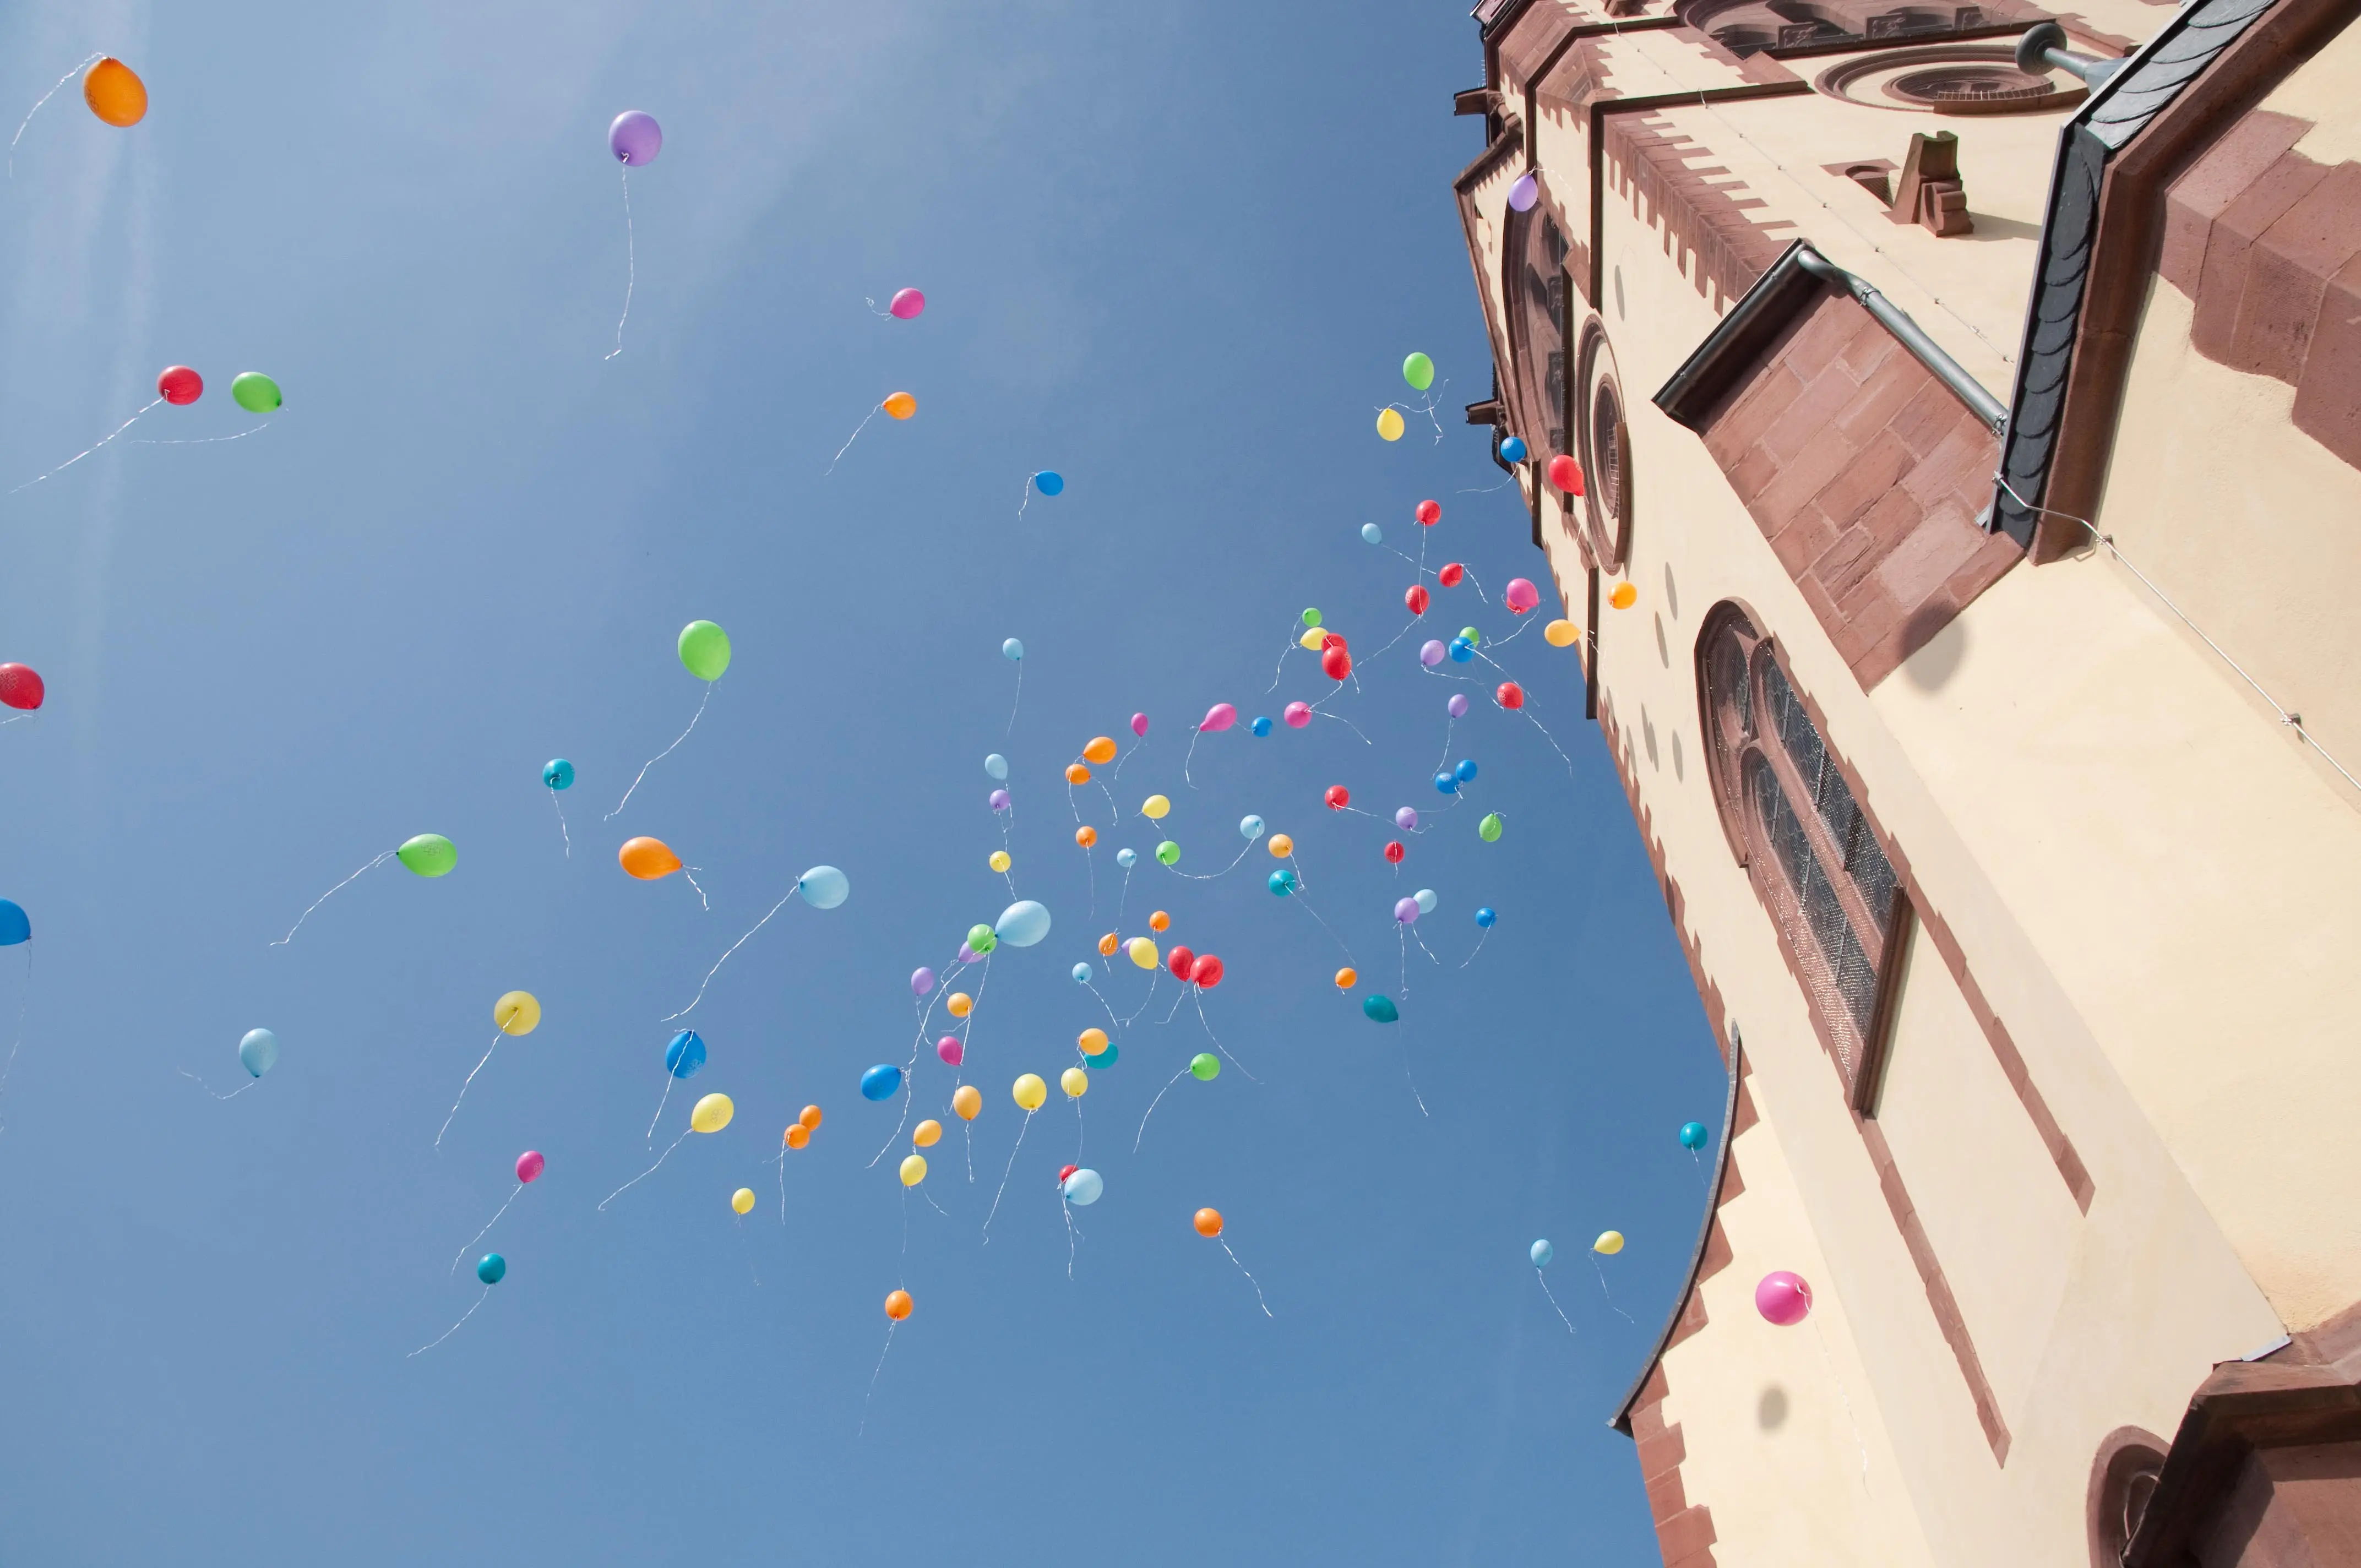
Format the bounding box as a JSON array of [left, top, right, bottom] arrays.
[[1194, 1207, 1224, 1238], [951, 1084, 983, 1121], [884, 1288, 913, 1321], [1082, 737, 1118, 765], [799, 1104, 823, 1130], [1075, 825, 1097, 848], [1065, 763, 1091, 785], [1609, 582, 1638, 609], [1149, 910, 1171, 933], [1335, 967, 1358, 989], [947, 992, 973, 1019], [618, 836, 682, 879], [784, 1123, 810, 1150], [1097, 932, 1119, 956], [883, 391, 917, 420], [1078, 1027, 1108, 1056], [83, 58, 148, 128], [1268, 833, 1294, 858]]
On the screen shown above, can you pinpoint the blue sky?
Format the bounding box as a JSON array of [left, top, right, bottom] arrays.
[[0, 4, 1724, 1562]]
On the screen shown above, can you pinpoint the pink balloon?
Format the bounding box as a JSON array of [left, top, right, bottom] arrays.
[[515, 1151, 546, 1184], [889, 288, 926, 320], [936, 1035, 964, 1066], [1200, 703, 1237, 732], [1283, 701, 1312, 729], [1130, 712, 1150, 737], [1505, 578, 1541, 613], [1755, 1271, 1813, 1326]]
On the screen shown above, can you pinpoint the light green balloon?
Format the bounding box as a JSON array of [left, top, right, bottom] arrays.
[[1302, 608, 1323, 628], [1479, 812, 1504, 843], [1459, 625, 1481, 647], [1402, 352, 1434, 392], [1155, 840, 1180, 867], [1190, 1052, 1220, 1081], [677, 620, 731, 682], [396, 833, 456, 877], [967, 923, 997, 955], [231, 372, 282, 412]]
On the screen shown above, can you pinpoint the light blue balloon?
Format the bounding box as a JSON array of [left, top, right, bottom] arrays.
[[1414, 888, 1437, 914], [477, 1253, 508, 1286], [994, 899, 1052, 948], [1475, 906, 1497, 928], [666, 1030, 706, 1079], [984, 754, 1009, 781], [1116, 848, 1138, 870], [798, 865, 849, 909], [1033, 470, 1065, 497], [1061, 1168, 1104, 1206], [542, 758, 575, 791], [238, 1028, 279, 1079], [1002, 638, 1024, 662], [1531, 1239, 1554, 1268], [1361, 523, 1383, 544], [1239, 815, 1265, 841], [1071, 962, 1092, 984]]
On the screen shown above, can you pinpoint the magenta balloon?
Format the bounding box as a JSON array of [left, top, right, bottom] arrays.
[[889, 287, 926, 320], [1508, 171, 1538, 213], [1447, 694, 1470, 718], [1130, 712, 1150, 737], [989, 789, 1010, 812], [1394, 897, 1419, 924], [1421, 640, 1448, 668], [1283, 701, 1312, 729], [911, 967, 937, 998], [936, 1035, 964, 1066], [608, 110, 662, 165], [1755, 1271, 1813, 1326], [516, 1150, 546, 1184], [1200, 703, 1237, 732], [1505, 577, 1541, 613]]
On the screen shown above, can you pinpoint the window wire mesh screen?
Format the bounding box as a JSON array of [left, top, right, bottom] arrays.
[[1711, 630, 1751, 741], [1749, 757, 1880, 1053], [1761, 658, 1897, 936]]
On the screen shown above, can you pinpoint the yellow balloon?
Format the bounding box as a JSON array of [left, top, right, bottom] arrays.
[[691, 1093, 735, 1134], [1267, 833, 1293, 858], [493, 990, 541, 1036], [1082, 736, 1118, 765], [883, 390, 917, 420], [1376, 407, 1406, 442], [1012, 1073, 1047, 1112], [989, 850, 1011, 873], [1141, 794, 1171, 821], [951, 1084, 982, 1121], [900, 1154, 928, 1186], [1128, 936, 1158, 970], [731, 1187, 755, 1215], [1061, 1066, 1089, 1099], [1298, 626, 1327, 651], [948, 992, 973, 1019], [1078, 1027, 1109, 1056], [1593, 1229, 1625, 1256], [913, 1119, 943, 1148], [1544, 618, 1581, 648]]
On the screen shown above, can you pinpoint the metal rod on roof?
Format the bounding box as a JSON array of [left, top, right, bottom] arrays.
[[1793, 247, 2009, 435]]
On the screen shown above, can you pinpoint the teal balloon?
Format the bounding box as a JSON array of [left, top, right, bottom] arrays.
[[238, 1028, 279, 1079], [1095, 1042, 1118, 1068], [797, 865, 849, 909], [476, 1253, 507, 1285], [1155, 841, 1180, 867], [1680, 1121, 1709, 1151], [1268, 869, 1297, 896], [1363, 994, 1399, 1023], [1189, 1053, 1220, 1081], [542, 758, 575, 791], [994, 899, 1052, 948]]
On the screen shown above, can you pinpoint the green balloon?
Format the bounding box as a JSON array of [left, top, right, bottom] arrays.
[[1403, 352, 1434, 392], [1302, 608, 1323, 628], [230, 372, 282, 413], [396, 833, 456, 878], [967, 923, 997, 955], [1459, 626, 1481, 647], [1190, 1052, 1220, 1081], [1479, 812, 1504, 843], [1155, 841, 1180, 866], [677, 620, 731, 682]]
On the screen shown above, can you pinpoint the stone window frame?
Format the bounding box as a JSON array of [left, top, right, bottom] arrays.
[[1698, 602, 1911, 1107], [1575, 318, 1634, 570]]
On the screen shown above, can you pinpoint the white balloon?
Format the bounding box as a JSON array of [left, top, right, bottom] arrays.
[[1413, 888, 1438, 914]]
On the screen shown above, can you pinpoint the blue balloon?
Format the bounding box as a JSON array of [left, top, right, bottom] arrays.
[[665, 1030, 706, 1079], [1095, 1042, 1119, 1068], [860, 1063, 902, 1101], [1680, 1120, 1710, 1151], [1268, 868, 1298, 896], [1500, 435, 1528, 463], [1475, 906, 1497, 928], [1239, 814, 1265, 841], [542, 758, 575, 791], [994, 899, 1052, 948], [1002, 638, 1024, 662], [1250, 715, 1272, 737], [477, 1253, 508, 1286], [1363, 994, 1399, 1023], [1455, 758, 1478, 784], [1434, 772, 1458, 795], [1071, 962, 1092, 984], [1061, 1168, 1103, 1205], [238, 1028, 280, 1079], [1033, 470, 1065, 497], [984, 753, 1009, 781], [1361, 523, 1383, 544], [1449, 639, 1475, 663], [1530, 1239, 1554, 1268], [798, 865, 850, 910], [1116, 848, 1138, 870], [0, 899, 27, 947]]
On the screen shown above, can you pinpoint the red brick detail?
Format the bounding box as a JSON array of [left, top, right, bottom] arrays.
[[1695, 287, 2021, 689], [1625, 1359, 1720, 1568], [1603, 113, 1797, 313], [2160, 113, 2361, 473]]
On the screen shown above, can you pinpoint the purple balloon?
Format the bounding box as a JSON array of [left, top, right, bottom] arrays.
[[1395, 807, 1419, 831], [957, 941, 979, 965], [1448, 694, 1470, 718], [1420, 640, 1447, 668], [608, 110, 662, 165], [911, 967, 937, 998], [1508, 171, 1538, 213], [989, 789, 1010, 812], [1394, 897, 1420, 924]]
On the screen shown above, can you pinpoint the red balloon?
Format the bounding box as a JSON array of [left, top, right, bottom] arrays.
[[1497, 682, 1525, 709], [1324, 784, 1350, 810], [1321, 646, 1352, 682], [1319, 631, 1347, 654], [1384, 840, 1405, 863], [1438, 563, 1464, 587], [1405, 585, 1429, 616], [1415, 499, 1441, 525], [0, 664, 44, 712], [156, 365, 203, 406], [1058, 1164, 1079, 1183], [1192, 954, 1224, 988], [1547, 454, 1585, 496], [1168, 945, 1198, 981]]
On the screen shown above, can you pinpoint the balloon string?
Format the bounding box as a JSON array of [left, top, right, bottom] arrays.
[[1435, 716, 1456, 775], [1525, 708, 1578, 776], [1084, 845, 1095, 919], [127, 421, 271, 445], [1456, 473, 1517, 493], [1265, 620, 1304, 694], [1081, 981, 1120, 1035], [679, 867, 711, 911], [408, 1286, 490, 1357], [1167, 842, 1252, 881], [1316, 710, 1372, 746], [7, 53, 103, 175], [665, 880, 799, 1021], [1115, 864, 1133, 924], [1071, 1093, 1085, 1163], [644, 1066, 682, 1145], [1221, 1239, 1274, 1317], [1121, 969, 1159, 1026], [1411, 927, 1442, 967], [1110, 729, 1144, 783], [600, 1127, 689, 1211], [1192, 990, 1257, 1082], [0, 714, 25, 727], [779, 1135, 790, 1221], [605, 164, 635, 361], [450, 1183, 524, 1275], [0, 945, 29, 1123], [606, 682, 713, 821], [1161, 983, 1189, 1026], [857, 1323, 896, 1437], [1096, 780, 1118, 825], [1536, 1270, 1579, 1335], [1591, 1255, 1637, 1324], [1398, 928, 1408, 998], [980, 1108, 1032, 1243], [176, 1068, 255, 1102], [863, 296, 895, 317], [549, 790, 572, 857], [1360, 615, 1420, 668], [271, 850, 396, 946], [964, 1118, 975, 1184], [1135, 1066, 1189, 1152], [1461, 568, 1491, 605], [739, 1216, 762, 1288], [1004, 660, 1022, 740], [434, 1031, 505, 1148], [11, 395, 166, 493], [1399, 1027, 1430, 1119], [1016, 473, 1032, 521], [824, 405, 881, 477], [1459, 928, 1491, 970], [1182, 727, 1201, 787], [1063, 1200, 1082, 1280], [1291, 891, 1356, 965]]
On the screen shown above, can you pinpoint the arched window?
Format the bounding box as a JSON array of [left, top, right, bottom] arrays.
[[1506, 194, 1569, 476], [1701, 605, 1907, 1102]]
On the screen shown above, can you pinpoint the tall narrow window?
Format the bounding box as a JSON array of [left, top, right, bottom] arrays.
[[1700, 606, 1908, 1102], [1508, 195, 1569, 467]]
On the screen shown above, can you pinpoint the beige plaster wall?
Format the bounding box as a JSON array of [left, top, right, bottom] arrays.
[[2266, 19, 2361, 167]]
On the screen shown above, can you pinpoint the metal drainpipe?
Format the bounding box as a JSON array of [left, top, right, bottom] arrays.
[[1792, 248, 2008, 435]]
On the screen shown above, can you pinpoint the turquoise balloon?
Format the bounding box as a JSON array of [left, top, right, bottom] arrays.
[[1363, 994, 1399, 1023], [476, 1253, 507, 1285], [1095, 1042, 1118, 1068], [542, 758, 575, 791], [1680, 1120, 1709, 1151], [1269, 869, 1297, 896]]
